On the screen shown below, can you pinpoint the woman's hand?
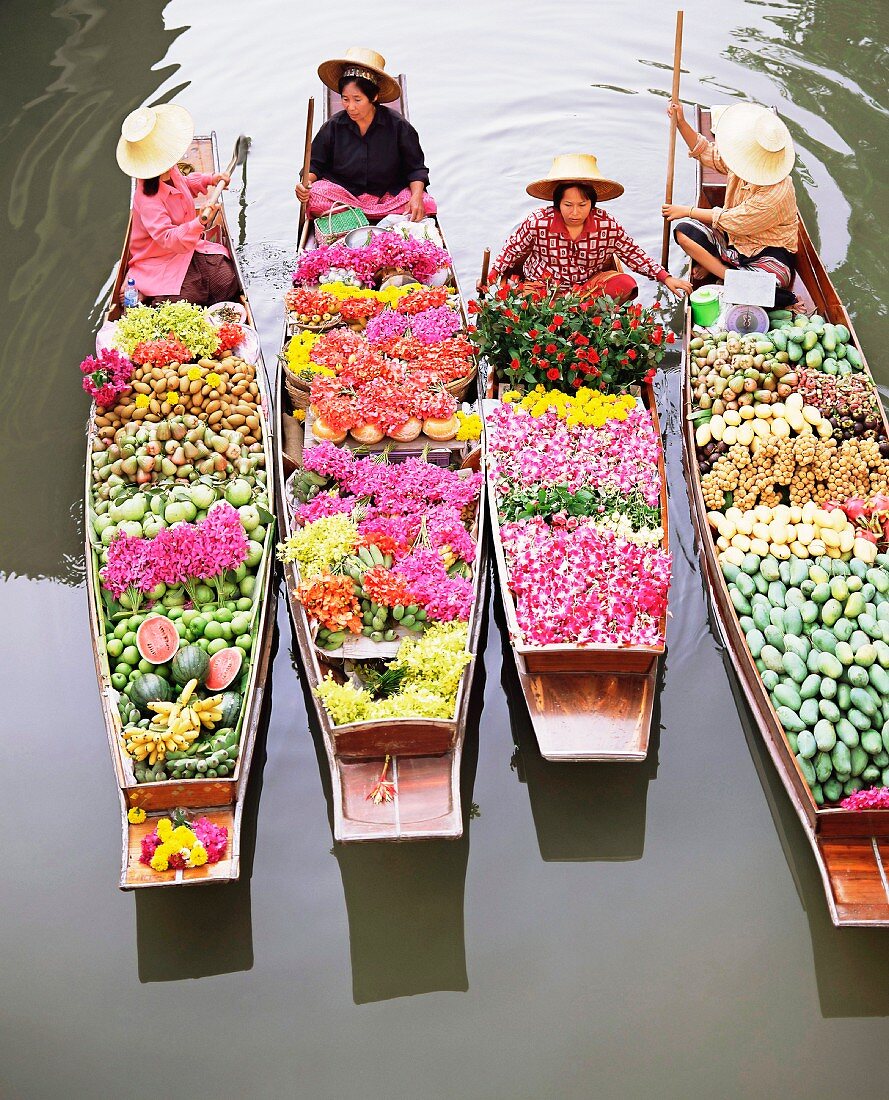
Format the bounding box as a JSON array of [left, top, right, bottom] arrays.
[[662, 203, 690, 221], [199, 203, 222, 229], [211, 172, 231, 189], [294, 180, 312, 203], [407, 190, 426, 223], [666, 100, 686, 126], [663, 274, 693, 296]]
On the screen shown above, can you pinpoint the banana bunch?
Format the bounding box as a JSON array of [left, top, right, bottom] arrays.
[[122, 680, 225, 766], [290, 468, 328, 504], [339, 544, 393, 582]]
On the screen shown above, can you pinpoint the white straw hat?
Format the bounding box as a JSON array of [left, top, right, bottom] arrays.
[[714, 103, 795, 186], [116, 104, 194, 179], [318, 47, 401, 104], [526, 154, 624, 202]]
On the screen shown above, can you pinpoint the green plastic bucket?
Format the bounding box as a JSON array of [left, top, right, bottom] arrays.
[[690, 286, 721, 327]]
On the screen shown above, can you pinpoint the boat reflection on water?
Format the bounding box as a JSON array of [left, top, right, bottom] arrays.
[[134, 638, 277, 982], [500, 604, 663, 862], [297, 604, 486, 1004], [716, 619, 889, 1017]]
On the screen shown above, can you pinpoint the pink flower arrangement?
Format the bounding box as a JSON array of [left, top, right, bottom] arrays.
[[487, 402, 663, 507], [841, 787, 889, 811], [409, 306, 462, 345], [500, 519, 670, 646], [140, 815, 229, 868], [101, 502, 248, 609], [81, 348, 133, 408], [394, 549, 474, 621], [292, 237, 451, 287], [366, 308, 410, 343]]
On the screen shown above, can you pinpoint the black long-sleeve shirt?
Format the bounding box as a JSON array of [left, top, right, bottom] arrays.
[[310, 106, 430, 198]]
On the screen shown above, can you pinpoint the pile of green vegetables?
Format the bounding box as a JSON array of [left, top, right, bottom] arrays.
[[725, 550, 889, 804]]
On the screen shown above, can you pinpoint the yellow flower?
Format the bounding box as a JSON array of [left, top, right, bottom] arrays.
[[187, 366, 203, 381], [205, 372, 222, 388], [292, 408, 306, 421], [156, 818, 173, 842], [150, 848, 170, 872], [171, 825, 197, 849], [501, 390, 521, 404], [165, 391, 180, 405], [189, 843, 208, 867], [455, 411, 482, 441], [134, 394, 150, 409], [127, 807, 146, 824]]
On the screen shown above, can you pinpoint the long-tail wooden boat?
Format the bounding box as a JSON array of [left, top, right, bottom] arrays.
[[482, 257, 669, 762], [86, 132, 277, 888], [275, 78, 487, 842], [681, 105, 889, 926]]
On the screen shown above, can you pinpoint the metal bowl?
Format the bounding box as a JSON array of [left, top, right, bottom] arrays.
[[343, 225, 393, 248]]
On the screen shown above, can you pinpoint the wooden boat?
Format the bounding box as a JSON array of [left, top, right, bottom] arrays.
[[275, 77, 487, 842], [482, 262, 669, 762], [86, 133, 277, 888], [680, 106, 889, 926]]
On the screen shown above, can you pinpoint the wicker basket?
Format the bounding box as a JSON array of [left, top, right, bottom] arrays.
[[314, 203, 369, 246], [445, 364, 479, 401]]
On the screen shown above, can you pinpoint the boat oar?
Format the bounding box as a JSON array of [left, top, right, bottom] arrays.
[[203, 134, 250, 230], [297, 96, 315, 242], [367, 754, 396, 804], [480, 248, 490, 286], [660, 9, 684, 271]]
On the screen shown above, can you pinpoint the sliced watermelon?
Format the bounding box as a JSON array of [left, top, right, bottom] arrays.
[[205, 646, 243, 691], [136, 615, 180, 665]]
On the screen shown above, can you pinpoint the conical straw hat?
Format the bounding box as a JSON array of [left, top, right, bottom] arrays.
[[116, 104, 194, 178], [526, 154, 624, 202], [318, 47, 401, 104], [714, 103, 795, 186]]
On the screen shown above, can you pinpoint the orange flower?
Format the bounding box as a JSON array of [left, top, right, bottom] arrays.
[[296, 571, 362, 633]]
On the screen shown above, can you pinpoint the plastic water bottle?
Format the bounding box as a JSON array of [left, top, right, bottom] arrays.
[[123, 277, 139, 310]]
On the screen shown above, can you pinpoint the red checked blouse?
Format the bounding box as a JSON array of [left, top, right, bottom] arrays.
[[489, 207, 669, 289]]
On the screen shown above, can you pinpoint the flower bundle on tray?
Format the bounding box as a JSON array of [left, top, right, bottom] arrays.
[[487, 392, 670, 647], [292, 237, 451, 288], [81, 348, 134, 407], [139, 813, 228, 872], [469, 279, 674, 393]]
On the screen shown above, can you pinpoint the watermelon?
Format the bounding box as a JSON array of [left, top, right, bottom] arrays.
[[171, 644, 210, 686], [136, 614, 180, 664], [205, 647, 243, 691], [218, 691, 242, 728], [130, 673, 173, 714]]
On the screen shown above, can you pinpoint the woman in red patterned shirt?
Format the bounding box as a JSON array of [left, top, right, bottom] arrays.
[[486, 154, 691, 300]]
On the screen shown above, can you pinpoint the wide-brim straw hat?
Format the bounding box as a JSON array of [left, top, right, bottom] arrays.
[[526, 154, 624, 202], [318, 47, 401, 104], [116, 104, 194, 178], [714, 103, 795, 186]]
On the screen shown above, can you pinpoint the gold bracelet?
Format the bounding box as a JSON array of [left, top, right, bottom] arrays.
[[689, 205, 695, 218]]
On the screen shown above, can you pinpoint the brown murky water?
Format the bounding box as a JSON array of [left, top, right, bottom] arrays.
[[3, 2, 889, 1096]]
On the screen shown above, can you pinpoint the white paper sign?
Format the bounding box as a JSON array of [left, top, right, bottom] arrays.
[[722, 268, 777, 307]]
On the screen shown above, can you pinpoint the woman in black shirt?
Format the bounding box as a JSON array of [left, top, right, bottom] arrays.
[[294, 47, 437, 223]]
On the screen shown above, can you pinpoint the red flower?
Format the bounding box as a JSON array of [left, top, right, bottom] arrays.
[[651, 326, 663, 345], [467, 300, 479, 314], [571, 376, 583, 388], [587, 349, 600, 364], [546, 367, 560, 380], [627, 349, 637, 360], [592, 317, 603, 327], [644, 368, 656, 383], [556, 352, 565, 362], [505, 325, 513, 334], [545, 343, 556, 354], [552, 314, 565, 325], [532, 344, 541, 354], [620, 358, 629, 366], [666, 331, 675, 344], [496, 287, 509, 301], [574, 333, 590, 346], [527, 328, 539, 338], [509, 357, 520, 371], [611, 320, 623, 331], [629, 319, 639, 329]]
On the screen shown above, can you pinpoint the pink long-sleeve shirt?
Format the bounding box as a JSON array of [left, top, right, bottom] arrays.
[[127, 167, 229, 296]]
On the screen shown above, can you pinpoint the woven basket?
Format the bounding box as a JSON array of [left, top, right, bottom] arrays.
[[314, 203, 369, 246], [286, 313, 340, 337], [445, 363, 479, 401], [283, 369, 312, 410]]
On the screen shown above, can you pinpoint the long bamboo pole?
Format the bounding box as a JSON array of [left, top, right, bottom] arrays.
[[297, 96, 315, 241], [480, 248, 490, 286], [660, 10, 685, 271]]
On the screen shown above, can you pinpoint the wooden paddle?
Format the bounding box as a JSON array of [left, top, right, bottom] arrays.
[[480, 248, 490, 286], [660, 9, 684, 271], [297, 96, 315, 241], [203, 134, 250, 231]]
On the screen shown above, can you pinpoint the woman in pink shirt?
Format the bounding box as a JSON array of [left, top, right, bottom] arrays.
[[116, 105, 239, 306]]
